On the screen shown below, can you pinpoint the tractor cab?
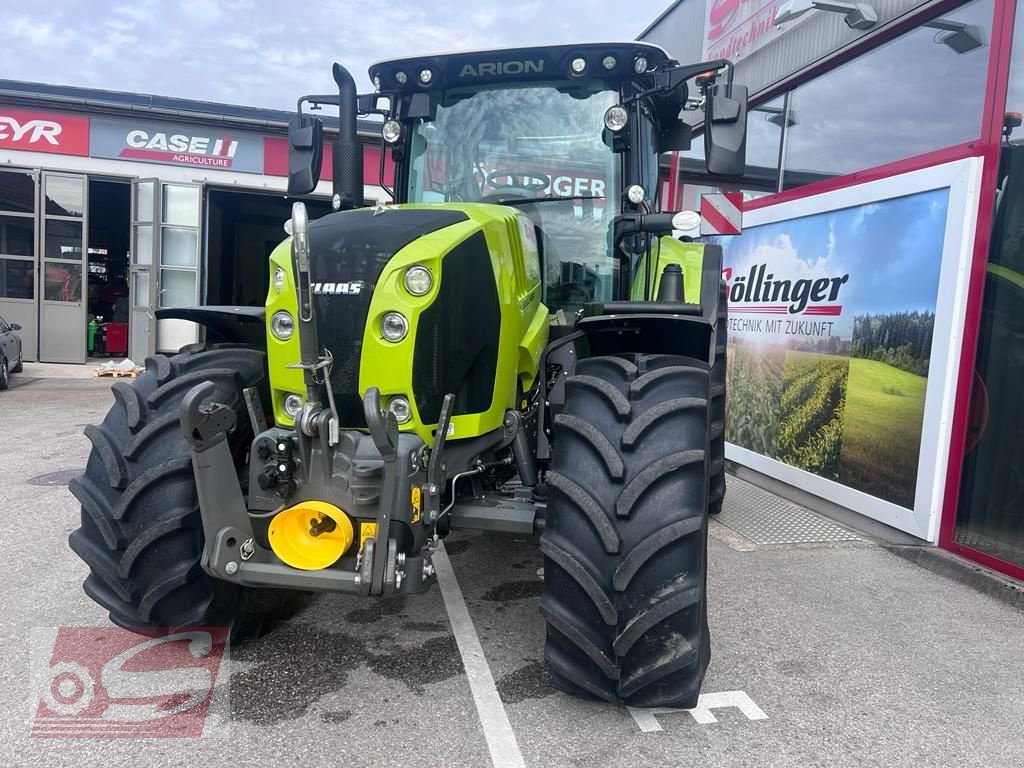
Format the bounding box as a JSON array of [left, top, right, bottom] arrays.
[[288, 42, 748, 315]]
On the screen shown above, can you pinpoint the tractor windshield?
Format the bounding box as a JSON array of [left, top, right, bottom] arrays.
[[406, 86, 624, 315]]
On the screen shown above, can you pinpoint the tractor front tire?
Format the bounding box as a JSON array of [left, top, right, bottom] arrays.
[[541, 353, 711, 707], [69, 345, 299, 640]]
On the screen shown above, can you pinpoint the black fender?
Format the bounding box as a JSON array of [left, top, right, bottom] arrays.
[[155, 306, 267, 347], [535, 244, 725, 460], [575, 242, 724, 362]]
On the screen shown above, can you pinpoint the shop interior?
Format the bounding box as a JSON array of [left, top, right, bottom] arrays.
[[206, 189, 331, 306], [86, 178, 131, 356]]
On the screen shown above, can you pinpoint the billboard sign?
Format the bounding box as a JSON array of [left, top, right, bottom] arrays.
[[703, 0, 811, 62], [711, 158, 982, 540], [0, 108, 89, 156], [90, 117, 264, 172]]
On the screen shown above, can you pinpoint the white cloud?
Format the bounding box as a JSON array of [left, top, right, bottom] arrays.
[[181, 0, 223, 22], [89, 31, 138, 62], [113, 2, 157, 24], [11, 17, 76, 48]]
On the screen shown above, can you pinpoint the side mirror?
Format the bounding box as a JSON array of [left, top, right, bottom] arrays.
[[704, 84, 748, 177], [286, 115, 324, 196], [9, 323, 21, 331]]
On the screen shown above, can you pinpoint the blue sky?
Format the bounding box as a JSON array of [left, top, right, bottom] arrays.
[[720, 188, 950, 326], [0, 1, 672, 110]]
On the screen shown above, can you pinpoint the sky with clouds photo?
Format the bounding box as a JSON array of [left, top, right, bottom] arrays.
[[0, 0, 672, 111]]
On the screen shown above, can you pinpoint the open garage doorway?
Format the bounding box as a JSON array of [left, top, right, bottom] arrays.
[[86, 178, 131, 358], [206, 189, 331, 306]]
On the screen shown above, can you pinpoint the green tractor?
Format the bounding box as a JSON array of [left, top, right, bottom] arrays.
[[69, 42, 747, 708]]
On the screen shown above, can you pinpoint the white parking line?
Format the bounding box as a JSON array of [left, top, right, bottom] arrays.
[[628, 690, 769, 732], [434, 543, 526, 768]]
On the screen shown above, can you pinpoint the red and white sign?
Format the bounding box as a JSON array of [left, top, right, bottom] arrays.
[[32, 626, 228, 739], [0, 108, 89, 156], [263, 137, 396, 187], [120, 130, 239, 167], [90, 117, 264, 172], [703, 0, 809, 62], [700, 192, 743, 235]]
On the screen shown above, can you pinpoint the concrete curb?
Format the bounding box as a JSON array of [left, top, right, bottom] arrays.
[[886, 545, 1024, 612]]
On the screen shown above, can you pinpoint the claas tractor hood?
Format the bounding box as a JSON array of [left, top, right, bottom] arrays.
[[264, 203, 549, 445]]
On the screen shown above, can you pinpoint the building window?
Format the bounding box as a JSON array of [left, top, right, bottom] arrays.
[[954, 5, 1024, 569], [783, 0, 994, 186]]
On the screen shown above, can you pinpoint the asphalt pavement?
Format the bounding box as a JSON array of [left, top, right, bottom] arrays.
[[2, 369, 1023, 768]]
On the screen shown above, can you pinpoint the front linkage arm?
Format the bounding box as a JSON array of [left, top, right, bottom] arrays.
[[180, 381, 377, 594]]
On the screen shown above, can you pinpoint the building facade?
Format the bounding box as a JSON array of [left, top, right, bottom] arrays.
[[0, 81, 389, 364], [643, 0, 1024, 578]]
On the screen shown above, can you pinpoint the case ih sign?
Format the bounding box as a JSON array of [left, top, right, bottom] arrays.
[[0, 108, 89, 156], [90, 117, 265, 173]]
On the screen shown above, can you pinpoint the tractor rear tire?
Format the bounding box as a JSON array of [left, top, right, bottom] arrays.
[[541, 353, 711, 707], [709, 280, 728, 515], [68, 345, 300, 641]]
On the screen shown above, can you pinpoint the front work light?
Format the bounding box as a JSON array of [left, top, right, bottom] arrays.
[[404, 266, 433, 296], [381, 312, 409, 342], [388, 396, 413, 424], [604, 105, 629, 132], [270, 310, 295, 340], [627, 185, 646, 205], [382, 120, 402, 144], [570, 57, 587, 75], [283, 393, 304, 418]]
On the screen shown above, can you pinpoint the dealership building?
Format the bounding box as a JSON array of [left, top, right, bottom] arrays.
[[642, 0, 1024, 579], [1, 0, 1021, 581], [0, 83, 391, 364]]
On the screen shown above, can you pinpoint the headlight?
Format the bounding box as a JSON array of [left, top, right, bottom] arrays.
[[270, 310, 295, 340], [382, 120, 402, 144], [283, 394, 303, 418], [388, 396, 412, 424], [380, 312, 409, 342], [273, 267, 286, 293], [604, 105, 628, 132], [404, 266, 433, 296]]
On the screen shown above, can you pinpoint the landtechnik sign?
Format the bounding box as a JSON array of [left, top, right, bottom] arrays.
[[711, 158, 983, 540], [702, 0, 811, 62]]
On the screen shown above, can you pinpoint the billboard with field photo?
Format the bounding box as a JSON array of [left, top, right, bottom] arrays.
[[714, 187, 950, 512]]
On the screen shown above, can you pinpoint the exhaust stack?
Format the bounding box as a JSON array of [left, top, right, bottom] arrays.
[[332, 63, 365, 210]]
